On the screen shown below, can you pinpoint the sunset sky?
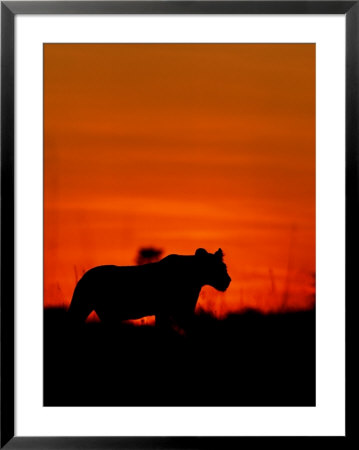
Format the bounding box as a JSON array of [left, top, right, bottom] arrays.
[[44, 44, 315, 316]]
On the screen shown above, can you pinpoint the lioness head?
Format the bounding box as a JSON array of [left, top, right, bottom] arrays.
[[195, 248, 231, 292]]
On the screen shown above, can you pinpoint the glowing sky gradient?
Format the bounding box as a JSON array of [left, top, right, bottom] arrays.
[[44, 44, 315, 315]]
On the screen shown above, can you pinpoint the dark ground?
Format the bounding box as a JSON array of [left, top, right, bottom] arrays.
[[44, 308, 315, 407]]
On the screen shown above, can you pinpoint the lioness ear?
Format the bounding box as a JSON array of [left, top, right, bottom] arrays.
[[195, 248, 208, 257], [215, 248, 224, 260]]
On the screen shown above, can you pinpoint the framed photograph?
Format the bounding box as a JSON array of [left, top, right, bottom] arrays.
[[1, 1, 355, 447]]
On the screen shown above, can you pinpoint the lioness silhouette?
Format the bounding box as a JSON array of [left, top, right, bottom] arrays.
[[68, 248, 231, 331]]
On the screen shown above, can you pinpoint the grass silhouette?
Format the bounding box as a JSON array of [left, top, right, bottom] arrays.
[[44, 306, 315, 407]]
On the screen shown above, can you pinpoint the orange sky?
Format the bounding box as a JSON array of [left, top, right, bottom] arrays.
[[44, 44, 315, 316]]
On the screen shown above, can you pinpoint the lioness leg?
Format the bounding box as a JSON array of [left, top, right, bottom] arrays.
[[156, 313, 187, 336], [155, 313, 172, 331], [67, 281, 94, 323]]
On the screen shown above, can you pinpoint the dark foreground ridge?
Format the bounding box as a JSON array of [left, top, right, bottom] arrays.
[[44, 308, 315, 407]]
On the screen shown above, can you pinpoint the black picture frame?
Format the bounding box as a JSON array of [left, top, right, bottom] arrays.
[[1, 1, 356, 448]]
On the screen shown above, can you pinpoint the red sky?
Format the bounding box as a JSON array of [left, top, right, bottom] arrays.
[[44, 44, 315, 316]]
